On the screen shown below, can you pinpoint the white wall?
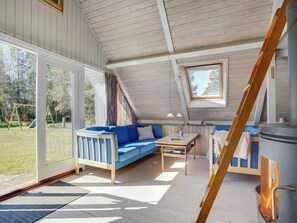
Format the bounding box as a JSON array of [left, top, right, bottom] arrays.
[[0, 0, 106, 69]]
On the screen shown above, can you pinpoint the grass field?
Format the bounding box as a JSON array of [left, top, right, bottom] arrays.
[[0, 123, 72, 175]]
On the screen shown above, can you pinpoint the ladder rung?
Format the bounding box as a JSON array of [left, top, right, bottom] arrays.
[[199, 185, 210, 208]]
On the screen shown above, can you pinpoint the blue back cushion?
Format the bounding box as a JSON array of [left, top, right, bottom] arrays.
[[152, 124, 162, 138], [85, 126, 110, 132], [126, 125, 138, 142], [213, 125, 259, 136], [110, 126, 130, 145]]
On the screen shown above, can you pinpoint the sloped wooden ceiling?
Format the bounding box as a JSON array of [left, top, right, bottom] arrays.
[[164, 0, 273, 51], [116, 61, 181, 120], [78, 0, 168, 61], [78, 0, 274, 121]]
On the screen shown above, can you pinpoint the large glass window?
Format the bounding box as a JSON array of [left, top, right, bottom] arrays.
[[0, 42, 37, 194], [84, 69, 105, 126]]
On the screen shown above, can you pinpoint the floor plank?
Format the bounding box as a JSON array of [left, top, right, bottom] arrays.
[[37, 153, 259, 223]]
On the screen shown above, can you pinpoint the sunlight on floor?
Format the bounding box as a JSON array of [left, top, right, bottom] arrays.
[[170, 162, 185, 169], [125, 207, 148, 210], [39, 217, 122, 223], [154, 172, 178, 182], [83, 185, 171, 205], [69, 174, 121, 184]]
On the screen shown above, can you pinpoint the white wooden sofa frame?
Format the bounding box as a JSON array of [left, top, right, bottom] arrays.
[[75, 131, 117, 184]]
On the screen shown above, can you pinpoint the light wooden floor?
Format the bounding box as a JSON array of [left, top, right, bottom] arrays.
[[38, 153, 260, 223]]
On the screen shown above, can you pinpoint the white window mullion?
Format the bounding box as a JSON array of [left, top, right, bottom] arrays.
[[36, 55, 47, 181]]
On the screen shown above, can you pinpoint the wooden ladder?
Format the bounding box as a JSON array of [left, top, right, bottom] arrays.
[[196, 0, 289, 222]]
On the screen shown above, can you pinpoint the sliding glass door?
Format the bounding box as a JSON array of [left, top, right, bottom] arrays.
[[38, 56, 79, 180]]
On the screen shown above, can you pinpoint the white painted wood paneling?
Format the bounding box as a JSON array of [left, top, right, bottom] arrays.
[[276, 57, 289, 121], [165, 0, 273, 52], [78, 0, 168, 61], [116, 61, 182, 120], [0, 0, 106, 69], [162, 124, 214, 156]]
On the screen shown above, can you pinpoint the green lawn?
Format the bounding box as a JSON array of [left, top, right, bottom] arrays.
[[0, 123, 73, 175]]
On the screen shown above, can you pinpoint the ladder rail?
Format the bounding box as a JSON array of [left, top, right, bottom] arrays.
[[197, 0, 289, 222]]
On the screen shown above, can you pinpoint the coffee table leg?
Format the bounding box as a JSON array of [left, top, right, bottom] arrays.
[[161, 146, 164, 171], [185, 148, 187, 175]]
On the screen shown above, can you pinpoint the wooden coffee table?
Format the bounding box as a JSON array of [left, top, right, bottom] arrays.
[[154, 133, 199, 175]]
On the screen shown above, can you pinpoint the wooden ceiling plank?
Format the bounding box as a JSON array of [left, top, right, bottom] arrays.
[[101, 34, 165, 50], [95, 19, 163, 38], [93, 14, 161, 34], [80, 0, 105, 9], [167, 0, 272, 23], [168, 3, 272, 27], [91, 8, 158, 29], [104, 41, 168, 55], [86, 0, 148, 19], [98, 28, 165, 43], [171, 15, 270, 40], [89, 1, 157, 24]]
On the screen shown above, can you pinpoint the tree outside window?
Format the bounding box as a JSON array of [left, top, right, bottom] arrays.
[[187, 64, 223, 99]]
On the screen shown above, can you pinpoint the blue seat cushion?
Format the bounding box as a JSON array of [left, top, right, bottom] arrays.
[[126, 125, 138, 142], [121, 139, 157, 153], [118, 147, 139, 162], [110, 126, 130, 144]]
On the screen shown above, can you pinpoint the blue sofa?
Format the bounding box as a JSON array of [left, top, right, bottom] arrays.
[[75, 124, 162, 183], [209, 125, 260, 176]]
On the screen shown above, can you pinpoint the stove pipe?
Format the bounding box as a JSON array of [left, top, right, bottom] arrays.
[[287, 0, 297, 126]]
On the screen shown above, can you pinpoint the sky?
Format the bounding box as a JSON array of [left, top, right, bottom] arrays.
[[191, 69, 213, 96]]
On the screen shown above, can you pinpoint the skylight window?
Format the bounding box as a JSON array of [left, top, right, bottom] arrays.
[[186, 64, 223, 99]]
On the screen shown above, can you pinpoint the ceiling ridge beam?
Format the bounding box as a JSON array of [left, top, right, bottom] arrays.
[[156, 0, 189, 120], [106, 41, 263, 69]]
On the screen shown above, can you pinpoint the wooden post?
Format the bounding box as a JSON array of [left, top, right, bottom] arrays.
[[110, 134, 116, 184]]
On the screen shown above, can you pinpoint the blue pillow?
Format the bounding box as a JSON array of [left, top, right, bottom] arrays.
[[152, 124, 162, 138], [110, 126, 130, 145], [126, 125, 138, 142]]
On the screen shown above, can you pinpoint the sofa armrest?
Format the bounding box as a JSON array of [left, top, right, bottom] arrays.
[[76, 130, 118, 164]]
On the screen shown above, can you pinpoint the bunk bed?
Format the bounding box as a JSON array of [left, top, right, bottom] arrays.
[[208, 125, 260, 176]]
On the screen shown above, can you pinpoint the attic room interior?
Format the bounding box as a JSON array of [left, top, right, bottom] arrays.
[[0, 0, 296, 222]]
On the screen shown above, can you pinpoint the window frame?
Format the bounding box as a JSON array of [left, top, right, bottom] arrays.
[[186, 63, 224, 100]]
